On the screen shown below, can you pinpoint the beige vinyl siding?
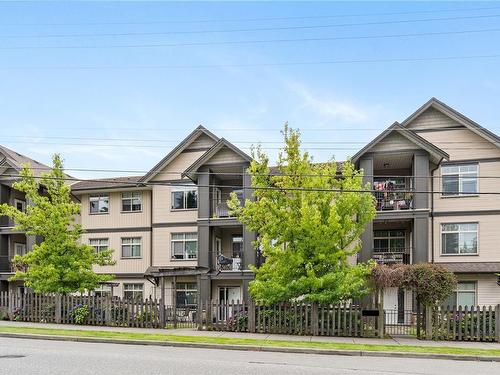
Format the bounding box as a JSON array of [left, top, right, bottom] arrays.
[[80, 190, 152, 229], [81, 231, 151, 274], [369, 132, 420, 153], [207, 146, 247, 165], [456, 274, 500, 306], [405, 107, 461, 130], [152, 185, 198, 224], [433, 215, 496, 263], [152, 226, 198, 267], [418, 128, 500, 160], [151, 150, 206, 181], [432, 160, 500, 212]]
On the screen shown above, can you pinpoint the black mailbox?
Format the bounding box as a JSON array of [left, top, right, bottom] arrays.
[[362, 309, 380, 317]]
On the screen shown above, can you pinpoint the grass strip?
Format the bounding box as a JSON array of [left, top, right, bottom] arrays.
[[0, 326, 499, 357]]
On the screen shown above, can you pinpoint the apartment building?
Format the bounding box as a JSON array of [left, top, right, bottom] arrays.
[[0, 145, 50, 293], [356, 98, 500, 314], [1, 98, 499, 313], [71, 127, 256, 308]]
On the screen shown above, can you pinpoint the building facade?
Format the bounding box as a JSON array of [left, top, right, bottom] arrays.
[[1, 98, 499, 312]]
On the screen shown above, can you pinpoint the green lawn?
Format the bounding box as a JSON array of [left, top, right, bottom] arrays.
[[0, 325, 499, 357]]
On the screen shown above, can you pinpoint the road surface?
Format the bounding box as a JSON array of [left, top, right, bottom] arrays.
[[0, 337, 499, 374]]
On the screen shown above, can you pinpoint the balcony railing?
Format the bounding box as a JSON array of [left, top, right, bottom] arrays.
[[374, 191, 413, 211], [372, 248, 411, 265], [216, 254, 242, 271], [211, 198, 243, 218]]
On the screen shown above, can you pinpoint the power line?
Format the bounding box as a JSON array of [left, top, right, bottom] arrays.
[[3, 27, 499, 50], [4, 14, 500, 39], [8, 167, 500, 180], [2, 135, 500, 146], [2, 53, 500, 70], [3, 6, 500, 26], [6, 174, 500, 195], [2, 139, 499, 150]]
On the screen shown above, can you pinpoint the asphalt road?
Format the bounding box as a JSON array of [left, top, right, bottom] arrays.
[[0, 337, 499, 375]]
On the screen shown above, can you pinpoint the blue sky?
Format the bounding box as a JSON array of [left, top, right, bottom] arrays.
[[1, 1, 499, 179]]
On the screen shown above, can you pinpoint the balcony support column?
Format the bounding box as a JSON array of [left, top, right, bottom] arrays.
[[359, 155, 374, 263], [242, 165, 256, 269], [413, 216, 429, 263], [413, 152, 429, 209]]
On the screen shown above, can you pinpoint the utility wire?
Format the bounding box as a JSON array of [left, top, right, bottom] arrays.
[[2, 53, 500, 70], [3, 27, 500, 50], [1, 140, 499, 150], [3, 14, 500, 38], [8, 167, 500, 180], [5, 174, 500, 195], [1, 134, 499, 144], [3, 5, 500, 26]]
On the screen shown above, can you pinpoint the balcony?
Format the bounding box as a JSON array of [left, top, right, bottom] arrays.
[[210, 193, 243, 218], [373, 178, 413, 211], [372, 248, 411, 265], [216, 255, 242, 272]]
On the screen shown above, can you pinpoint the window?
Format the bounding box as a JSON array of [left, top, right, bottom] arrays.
[[14, 199, 26, 212], [441, 223, 478, 255], [121, 237, 141, 258], [373, 230, 406, 252], [122, 192, 142, 212], [232, 235, 243, 258], [94, 285, 112, 297], [171, 233, 198, 260], [123, 283, 143, 301], [89, 238, 109, 253], [442, 164, 478, 196], [443, 282, 476, 307], [14, 243, 26, 256], [171, 186, 197, 210], [176, 282, 197, 307], [90, 194, 109, 214]]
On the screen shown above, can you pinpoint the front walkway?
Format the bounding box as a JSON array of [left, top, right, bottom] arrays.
[[1, 320, 499, 350]]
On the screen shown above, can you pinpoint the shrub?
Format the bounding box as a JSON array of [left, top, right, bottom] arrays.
[[70, 304, 90, 325]]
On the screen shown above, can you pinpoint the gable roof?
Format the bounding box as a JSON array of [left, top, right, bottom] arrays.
[[401, 97, 500, 147], [139, 125, 219, 183], [351, 122, 449, 164], [183, 138, 252, 181], [0, 144, 53, 178]]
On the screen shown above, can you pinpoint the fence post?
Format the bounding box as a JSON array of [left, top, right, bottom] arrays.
[[425, 305, 433, 340], [105, 294, 112, 326], [496, 304, 500, 343], [54, 294, 62, 324], [311, 303, 319, 336], [378, 302, 384, 338], [159, 277, 166, 329], [247, 299, 256, 333], [7, 292, 13, 321]]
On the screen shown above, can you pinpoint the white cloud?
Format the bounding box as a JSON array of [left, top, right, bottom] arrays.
[[286, 82, 368, 124]]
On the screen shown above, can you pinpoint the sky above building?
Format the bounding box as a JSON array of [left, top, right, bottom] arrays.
[[1, 1, 499, 179]]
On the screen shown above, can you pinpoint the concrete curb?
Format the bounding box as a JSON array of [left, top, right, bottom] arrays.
[[0, 332, 499, 363]]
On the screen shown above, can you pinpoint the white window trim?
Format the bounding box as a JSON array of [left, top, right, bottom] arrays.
[[171, 232, 198, 260], [121, 237, 142, 259], [441, 222, 479, 256], [123, 283, 144, 300], [14, 199, 26, 212], [121, 192, 142, 213], [14, 242, 26, 256], [89, 194, 110, 215], [454, 281, 477, 307], [441, 163, 479, 197], [89, 238, 109, 253], [170, 185, 198, 211]]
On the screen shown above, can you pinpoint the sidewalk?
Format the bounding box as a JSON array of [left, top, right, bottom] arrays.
[[1, 320, 499, 350]]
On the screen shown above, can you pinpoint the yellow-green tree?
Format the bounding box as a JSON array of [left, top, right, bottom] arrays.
[[0, 155, 114, 293], [229, 125, 376, 304]]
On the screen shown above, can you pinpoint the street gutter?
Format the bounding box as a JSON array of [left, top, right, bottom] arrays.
[[0, 332, 499, 363]]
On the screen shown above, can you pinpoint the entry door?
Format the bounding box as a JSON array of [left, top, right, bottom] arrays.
[[218, 287, 241, 320]]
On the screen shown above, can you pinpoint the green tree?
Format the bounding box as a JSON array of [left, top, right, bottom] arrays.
[[0, 154, 115, 293], [228, 125, 376, 304]]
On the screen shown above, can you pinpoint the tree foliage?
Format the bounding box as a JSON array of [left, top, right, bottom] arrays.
[[0, 155, 115, 293], [371, 263, 457, 307], [228, 124, 376, 304]]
